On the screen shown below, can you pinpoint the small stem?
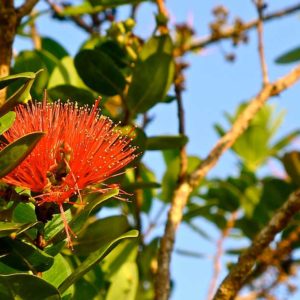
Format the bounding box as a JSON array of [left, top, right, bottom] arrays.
[[254, 0, 269, 86], [207, 211, 238, 300], [30, 12, 41, 50]]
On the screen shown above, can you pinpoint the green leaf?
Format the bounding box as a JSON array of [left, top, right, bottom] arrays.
[[275, 46, 300, 64], [0, 72, 36, 90], [0, 133, 42, 176], [58, 229, 139, 294], [0, 222, 26, 238], [124, 181, 161, 190], [271, 130, 300, 155], [127, 35, 175, 114], [0, 112, 15, 135], [97, 40, 130, 68], [106, 262, 138, 300], [0, 274, 61, 300], [48, 58, 90, 94], [59, 1, 104, 16], [11, 50, 49, 99], [0, 132, 44, 178], [36, 50, 69, 84], [0, 69, 43, 117], [282, 151, 300, 186], [74, 215, 130, 255], [90, 0, 144, 6], [0, 238, 54, 272], [13, 203, 37, 224], [101, 240, 138, 280], [146, 135, 188, 150], [48, 85, 95, 106], [160, 156, 200, 202], [48, 189, 119, 245], [75, 49, 126, 96], [43, 254, 74, 298], [41, 37, 69, 59]]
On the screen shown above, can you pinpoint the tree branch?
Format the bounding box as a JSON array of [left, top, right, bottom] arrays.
[[213, 189, 300, 300], [45, 0, 95, 34], [187, 3, 300, 52], [15, 0, 39, 20], [154, 63, 300, 300], [189, 64, 300, 187]]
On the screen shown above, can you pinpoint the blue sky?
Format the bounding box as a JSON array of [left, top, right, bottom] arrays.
[[14, 1, 300, 299]]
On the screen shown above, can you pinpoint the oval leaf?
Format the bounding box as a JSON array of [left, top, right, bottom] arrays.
[[0, 274, 61, 300], [58, 229, 139, 294], [0, 238, 54, 272], [0, 112, 16, 135], [73, 215, 130, 255], [127, 35, 175, 114], [47, 188, 119, 245], [146, 135, 188, 150], [275, 46, 300, 64], [0, 72, 36, 90], [0, 132, 44, 178], [48, 85, 95, 105], [75, 49, 126, 96]]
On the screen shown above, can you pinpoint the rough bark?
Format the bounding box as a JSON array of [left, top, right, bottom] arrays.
[[0, 3, 18, 104]]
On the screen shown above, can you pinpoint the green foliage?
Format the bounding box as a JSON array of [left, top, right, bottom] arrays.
[[0, 132, 44, 178], [75, 49, 126, 96], [215, 104, 296, 171], [127, 35, 175, 115], [1, 2, 300, 299], [146, 135, 188, 150], [275, 46, 300, 64], [0, 274, 61, 300]]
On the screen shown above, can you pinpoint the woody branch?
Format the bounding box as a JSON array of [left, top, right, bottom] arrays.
[[154, 63, 300, 300]]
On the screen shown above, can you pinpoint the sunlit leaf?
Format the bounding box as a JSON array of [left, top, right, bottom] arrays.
[[0, 132, 44, 178], [58, 229, 139, 294]]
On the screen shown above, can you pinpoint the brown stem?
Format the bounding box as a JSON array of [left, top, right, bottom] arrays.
[[255, 0, 269, 86], [154, 64, 300, 300], [175, 83, 188, 181], [0, 0, 39, 104], [45, 0, 95, 34], [213, 189, 300, 300], [207, 211, 238, 300], [15, 0, 39, 20], [186, 3, 300, 52], [0, 2, 17, 105], [30, 12, 41, 50], [155, 0, 169, 34]]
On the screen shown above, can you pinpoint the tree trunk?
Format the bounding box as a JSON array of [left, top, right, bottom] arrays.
[[0, 3, 17, 105]]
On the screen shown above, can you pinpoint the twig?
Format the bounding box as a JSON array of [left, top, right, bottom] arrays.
[[254, 0, 269, 86], [144, 202, 167, 239], [15, 0, 39, 20], [175, 80, 188, 181], [45, 0, 95, 34], [155, 0, 169, 33], [154, 64, 300, 300], [30, 12, 41, 50], [207, 211, 238, 300], [186, 3, 300, 52], [213, 189, 300, 300]]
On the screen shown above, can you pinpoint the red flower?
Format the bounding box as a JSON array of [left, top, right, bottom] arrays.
[[2, 99, 137, 247]]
